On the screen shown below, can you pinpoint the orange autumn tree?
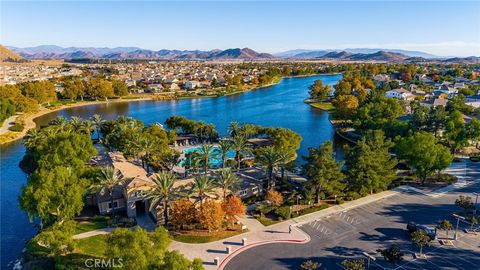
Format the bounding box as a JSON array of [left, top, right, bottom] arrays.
[[222, 196, 246, 222], [265, 189, 283, 208], [198, 200, 225, 232], [170, 199, 196, 228]]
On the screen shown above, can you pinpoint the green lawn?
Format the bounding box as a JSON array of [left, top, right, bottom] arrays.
[[257, 216, 281, 226], [172, 229, 245, 243], [75, 220, 108, 235], [309, 102, 335, 112], [74, 235, 108, 257]]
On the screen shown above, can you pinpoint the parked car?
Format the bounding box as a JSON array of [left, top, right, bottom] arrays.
[[407, 222, 437, 240]]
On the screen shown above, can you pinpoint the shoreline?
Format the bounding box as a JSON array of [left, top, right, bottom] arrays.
[[304, 99, 358, 144], [0, 97, 152, 145], [0, 73, 340, 145]]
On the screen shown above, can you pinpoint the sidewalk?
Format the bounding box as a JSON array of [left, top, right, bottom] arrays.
[[169, 216, 309, 270]]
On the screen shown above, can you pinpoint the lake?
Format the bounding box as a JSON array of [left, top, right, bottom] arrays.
[[0, 73, 343, 268]]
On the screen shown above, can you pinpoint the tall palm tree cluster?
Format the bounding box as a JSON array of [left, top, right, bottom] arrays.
[[24, 114, 104, 150]]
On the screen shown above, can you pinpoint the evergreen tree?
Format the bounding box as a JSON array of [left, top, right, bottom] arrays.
[[303, 141, 345, 203], [345, 130, 397, 195]]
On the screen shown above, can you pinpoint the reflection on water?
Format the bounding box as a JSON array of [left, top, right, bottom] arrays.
[[1, 74, 343, 268]]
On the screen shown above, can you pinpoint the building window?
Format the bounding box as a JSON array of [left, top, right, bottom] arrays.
[[108, 201, 118, 209]]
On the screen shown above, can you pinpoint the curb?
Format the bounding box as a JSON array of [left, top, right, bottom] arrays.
[[217, 237, 309, 270]]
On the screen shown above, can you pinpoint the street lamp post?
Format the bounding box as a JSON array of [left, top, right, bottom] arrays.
[[473, 192, 479, 215], [362, 252, 376, 269], [452, 213, 465, 240], [296, 195, 302, 215]]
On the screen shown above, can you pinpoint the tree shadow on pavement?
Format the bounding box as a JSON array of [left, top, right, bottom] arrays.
[[324, 246, 364, 257]]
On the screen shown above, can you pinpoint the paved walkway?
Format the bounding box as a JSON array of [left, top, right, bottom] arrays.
[[73, 227, 115, 239], [0, 115, 17, 134]]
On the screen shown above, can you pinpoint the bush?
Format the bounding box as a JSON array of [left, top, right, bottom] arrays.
[[434, 173, 456, 184], [258, 205, 274, 215], [293, 204, 329, 217], [275, 205, 292, 220], [8, 121, 24, 132], [345, 191, 362, 201], [265, 189, 283, 207], [453, 157, 463, 163], [469, 152, 480, 162], [335, 198, 345, 204]]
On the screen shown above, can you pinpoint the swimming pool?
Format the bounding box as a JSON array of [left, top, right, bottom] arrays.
[[181, 146, 236, 168]]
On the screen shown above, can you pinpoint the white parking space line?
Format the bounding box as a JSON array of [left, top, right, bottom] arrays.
[[427, 256, 466, 270], [434, 248, 478, 267]]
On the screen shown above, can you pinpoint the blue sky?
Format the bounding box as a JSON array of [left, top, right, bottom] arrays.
[[1, 1, 479, 56]]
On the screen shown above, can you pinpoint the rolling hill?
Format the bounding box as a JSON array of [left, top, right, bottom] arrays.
[[0, 45, 23, 61]]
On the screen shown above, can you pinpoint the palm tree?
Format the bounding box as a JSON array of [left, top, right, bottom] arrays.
[[49, 116, 69, 132], [95, 166, 124, 218], [218, 140, 233, 168], [81, 120, 95, 136], [256, 146, 289, 190], [24, 129, 44, 150], [228, 121, 240, 138], [216, 168, 240, 200], [191, 175, 217, 207], [232, 135, 251, 171], [146, 171, 177, 226], [69, 116, 84, 132], [195, 144, 214, 174], [138, 137, 157, 173], [239, 123, 258, 139], [91, 114, 103, 141], [184, 151, 201, 175]]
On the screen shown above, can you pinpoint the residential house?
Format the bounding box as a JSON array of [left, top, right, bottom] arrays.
[[421, 98, 448, 108], [466, 95, 480, 108], [147, 84, 164, 93], [386, 88, 415, 100], [183, 80, 201, 90]]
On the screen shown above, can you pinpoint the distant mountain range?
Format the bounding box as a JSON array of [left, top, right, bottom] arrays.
[[5, 45, 479, 63], [275, 48, 440, 59], [322, 50, 408, 62], [7, 45, 275, 60]]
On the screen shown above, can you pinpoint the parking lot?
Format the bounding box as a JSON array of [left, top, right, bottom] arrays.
[[225, 180, 480, 270]]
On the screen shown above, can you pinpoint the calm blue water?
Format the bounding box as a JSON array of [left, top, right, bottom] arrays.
[[0, 74, 343, 268]]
